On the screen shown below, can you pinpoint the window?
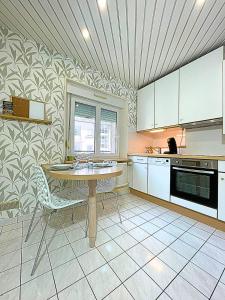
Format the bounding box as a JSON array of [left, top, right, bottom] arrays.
[[100, 108, 117, 153], [74, 102, 96, 153], [71, 98, 119, 156]]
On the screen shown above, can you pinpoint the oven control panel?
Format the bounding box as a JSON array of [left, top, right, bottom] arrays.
[[171, 158, 218, 170]]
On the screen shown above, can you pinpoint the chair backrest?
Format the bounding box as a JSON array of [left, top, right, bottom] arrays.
[[97, 177, 116, 194], [33, 165, 52, 207], [96, 161, 117, 193]]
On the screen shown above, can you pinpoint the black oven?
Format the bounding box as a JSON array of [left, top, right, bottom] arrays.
[[171, 158, 218, 209]]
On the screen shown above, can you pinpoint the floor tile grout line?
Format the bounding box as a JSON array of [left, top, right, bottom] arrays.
[[0, 210, 165, 298], [18, 213, 66, 291], [46, 196, 164, 298], [104, 212, 207, 299], [0, 196, 185, 247], [46, 207, 222, 296], [19, 201, 192, 278], [103, 213, 192, 296], [169, 244, 224, 282], [0, 284, 21, 298], [0, 198, 137, 274], [213, 231, 225, 241], [0, 194, 224, 299], [94, 239, 135, 300], [102, 283, 135, 300], [45, 227, 63, 300], [158, 226, 218, 299], [62, 227, 98, 300], [206, 239, 225, 253], [89, 211, 193, 299], [209, 267, 225, 299], [125, 217, 200, 290], [0, 244, 23, 296], [0, 218, 215, 268], [87, 247, 124, 299]]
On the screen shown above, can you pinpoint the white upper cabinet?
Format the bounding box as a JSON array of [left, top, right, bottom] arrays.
[[179, 47, 223, 124], [155, 70, 179, 128], [137, 83, 154, 131]]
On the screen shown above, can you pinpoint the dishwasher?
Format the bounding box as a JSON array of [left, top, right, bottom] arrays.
[[148, 157, 171, 201]]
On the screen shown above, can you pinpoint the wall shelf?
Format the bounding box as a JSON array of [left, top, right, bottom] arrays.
[[0, 114, 52, 125]]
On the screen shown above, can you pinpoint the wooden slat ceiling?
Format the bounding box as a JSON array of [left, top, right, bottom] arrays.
[[1, 0, 225, 89]]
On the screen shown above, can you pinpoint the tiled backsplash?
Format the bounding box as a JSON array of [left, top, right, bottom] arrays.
[[182, 125, 225, 156], [128, 127, 185, 154], [128, 125, 225, 156]]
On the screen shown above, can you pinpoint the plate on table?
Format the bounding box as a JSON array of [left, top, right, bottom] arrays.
[[50, 164, 72, 171], [93, 162, 113, 168]]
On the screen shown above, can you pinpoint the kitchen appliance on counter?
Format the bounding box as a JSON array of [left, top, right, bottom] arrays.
[[171, 158, 218, 210], [164, 137, 177, 154]]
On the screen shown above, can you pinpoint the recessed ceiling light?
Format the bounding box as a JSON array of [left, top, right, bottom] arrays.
[[98, 0, 107, 11], [82, 28, 90, 40], [196, 0, 205, 7]]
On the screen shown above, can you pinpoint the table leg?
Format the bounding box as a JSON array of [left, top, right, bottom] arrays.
[[88, 180, 97, 247]]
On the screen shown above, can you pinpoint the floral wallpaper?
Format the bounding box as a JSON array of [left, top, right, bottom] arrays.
[[0, 25, 136, 219]]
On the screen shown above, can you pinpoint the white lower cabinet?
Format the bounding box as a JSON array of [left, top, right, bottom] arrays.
[[132, 162, 148, 193], [218, 172, 225, 221], [147, 158, 170, 201]]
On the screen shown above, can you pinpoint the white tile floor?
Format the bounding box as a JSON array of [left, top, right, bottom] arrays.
[[0, 193, 225, 300]]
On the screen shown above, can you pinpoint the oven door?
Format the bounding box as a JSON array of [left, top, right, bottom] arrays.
[[171, 166, 218, 209]]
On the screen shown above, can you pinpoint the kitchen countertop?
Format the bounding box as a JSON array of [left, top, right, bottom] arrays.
[[128, 153, 225, 161]]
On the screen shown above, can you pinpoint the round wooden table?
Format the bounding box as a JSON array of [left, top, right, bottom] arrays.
[[43, 165, 122, 247]]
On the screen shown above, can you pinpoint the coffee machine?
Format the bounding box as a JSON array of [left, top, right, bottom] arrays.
[[164, 137, 177, 154]]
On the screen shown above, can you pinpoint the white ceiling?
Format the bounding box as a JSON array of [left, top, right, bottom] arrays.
[[1, 0, 225, 89]]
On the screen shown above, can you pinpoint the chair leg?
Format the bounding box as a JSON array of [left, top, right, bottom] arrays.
[[85, 203, 89, 238], [72, 207, 75, 223], [115, 192, 122, 223], [101, 193, 105, 210], [25, 201, 39, 242], [31, 210, 56, 276]]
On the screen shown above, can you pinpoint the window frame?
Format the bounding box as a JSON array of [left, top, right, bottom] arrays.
[[70, 96, 120, 157]]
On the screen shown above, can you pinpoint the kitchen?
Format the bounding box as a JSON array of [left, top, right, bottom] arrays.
[[1, 0, 225, 300], [128, 46, 225, 226]]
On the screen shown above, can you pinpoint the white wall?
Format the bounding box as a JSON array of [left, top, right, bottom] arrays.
[[128, 129, 154, 153], [182, 125, 225, 155]]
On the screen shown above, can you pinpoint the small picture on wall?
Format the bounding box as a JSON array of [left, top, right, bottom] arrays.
[[29, 101, 45, 120], [3, 101, 13, 115]]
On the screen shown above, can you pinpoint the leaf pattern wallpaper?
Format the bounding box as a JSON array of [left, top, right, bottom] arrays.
[[0, 25, 137, 219]]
